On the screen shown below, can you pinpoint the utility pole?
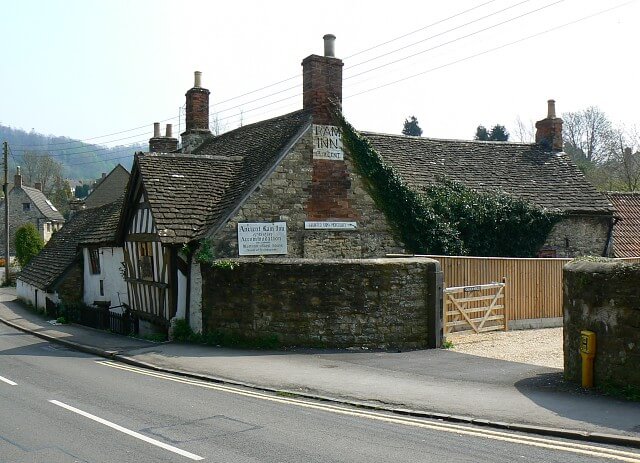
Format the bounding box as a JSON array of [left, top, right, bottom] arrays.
[[3, 141, 9, 285]]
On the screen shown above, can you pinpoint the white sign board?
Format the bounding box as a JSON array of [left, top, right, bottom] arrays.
[[305, 221, 357, 230], [238, 222, 287, 256], [313, 124, 344, 161]]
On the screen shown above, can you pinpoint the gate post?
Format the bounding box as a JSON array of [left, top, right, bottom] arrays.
[[426, 262, 444, 348]]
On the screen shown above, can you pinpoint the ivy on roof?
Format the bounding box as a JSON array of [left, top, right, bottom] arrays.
[[335, 111, 563, 257]]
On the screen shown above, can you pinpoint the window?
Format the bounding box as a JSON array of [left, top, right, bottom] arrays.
[[137, 242, 154, 280], [88, 247, 101, 274], [22, 202, 30, 211], [99, 280, 104, 296]]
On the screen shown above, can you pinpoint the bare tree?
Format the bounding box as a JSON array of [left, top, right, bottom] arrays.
[[612, 126, 640, 191], [562, 106, 615, 164], [512, 116, 535, 143], [19, 151, 63, 194]]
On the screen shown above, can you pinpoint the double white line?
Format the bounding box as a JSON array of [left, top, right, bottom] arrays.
[[97, 360, 640, 463]]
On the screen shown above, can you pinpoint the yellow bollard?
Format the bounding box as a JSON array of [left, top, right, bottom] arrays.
[[579, 330, 596, 388]]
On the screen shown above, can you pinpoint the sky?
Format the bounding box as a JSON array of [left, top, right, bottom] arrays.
[[1, 0, 638, 152]]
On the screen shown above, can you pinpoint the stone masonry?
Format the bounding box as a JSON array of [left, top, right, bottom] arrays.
[[201, 257, 441, 349], [543, 215, 611, 258], [210, 126, 404, 259], [563, 259, 640, 388], [0, 187, 60, 254]]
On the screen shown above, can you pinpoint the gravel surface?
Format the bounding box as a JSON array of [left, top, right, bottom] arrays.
[[446, 327, 564, 369]]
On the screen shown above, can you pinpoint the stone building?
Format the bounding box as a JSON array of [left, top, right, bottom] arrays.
[[0, 167, 65, 254], [16, 199, 124, 311], [115, 34, 613, 337]]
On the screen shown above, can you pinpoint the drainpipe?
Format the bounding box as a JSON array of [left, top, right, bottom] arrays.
[[603, 216, 619, 257]]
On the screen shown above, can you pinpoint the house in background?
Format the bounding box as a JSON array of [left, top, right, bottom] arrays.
[[605, 192, 640, 257], [16, 199, 127, 311], [84, 164, 130, 209], [115, 35, 615, 335], [0, 167, 65, 254]]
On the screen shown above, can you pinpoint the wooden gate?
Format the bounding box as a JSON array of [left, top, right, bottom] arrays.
[[444, 278, 507, 334]]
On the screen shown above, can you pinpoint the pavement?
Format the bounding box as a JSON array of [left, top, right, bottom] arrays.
[[1, 287, 639, 448]]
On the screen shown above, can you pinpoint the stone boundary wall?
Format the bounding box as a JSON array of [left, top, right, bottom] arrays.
[[200, 257, 442, 349], [563, 260, 640, 387]]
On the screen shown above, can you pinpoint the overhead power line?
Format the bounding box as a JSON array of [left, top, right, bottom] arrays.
[[9, 1, 631, 163], [9, 0, 516, 149]]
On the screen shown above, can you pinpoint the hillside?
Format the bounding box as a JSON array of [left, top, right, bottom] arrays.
[[0, 125, 144, 179]]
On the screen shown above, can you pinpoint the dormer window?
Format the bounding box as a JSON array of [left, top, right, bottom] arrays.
[[22, 203, 30, 211]]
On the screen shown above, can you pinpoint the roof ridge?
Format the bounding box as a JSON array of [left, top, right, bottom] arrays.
[[361, 130, 538, 147]]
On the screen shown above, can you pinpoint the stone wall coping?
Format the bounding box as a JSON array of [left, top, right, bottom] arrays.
[[564, 259, 640, 274], [205, 257, 440, 267]]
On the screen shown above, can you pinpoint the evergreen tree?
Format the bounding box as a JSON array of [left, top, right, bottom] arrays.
[[475, 124, 509, 141], [489, 124, 509, 141], [475, 125, 489, 141], [402, 116, 423, 136]]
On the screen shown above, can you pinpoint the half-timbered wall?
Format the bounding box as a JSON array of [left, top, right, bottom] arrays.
[[124, 195, 171, 323]]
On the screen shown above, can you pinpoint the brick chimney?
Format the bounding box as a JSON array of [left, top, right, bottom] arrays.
[[14, 166, 22, 188], [302, 34, 343, 125], [149, 123, 179, 153], [535, 99, 563, 151], [181, 71, 211, 153]]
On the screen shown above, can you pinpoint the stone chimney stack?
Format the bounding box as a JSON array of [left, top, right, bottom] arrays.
[[181, 71, 212, 153], [535, 99, 563, 151], [34, 182, 42, 191], [149, 123, 179, 153], [14, 166, 22, 188], [302, 34, 343, 125]]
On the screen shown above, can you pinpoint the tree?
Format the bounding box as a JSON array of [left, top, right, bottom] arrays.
[[15, 223, 44, 267], [402, 116, 423, 136], [475, 125, 489, 141], [512, 117, 535, 143], [21, 151, 64, 195], [562, 106, 615, 164], [475, 124, 509, 141], [489, 124, 509, 141]]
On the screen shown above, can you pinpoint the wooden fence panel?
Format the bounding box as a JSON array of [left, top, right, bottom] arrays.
[[424, 255, 640, 322]]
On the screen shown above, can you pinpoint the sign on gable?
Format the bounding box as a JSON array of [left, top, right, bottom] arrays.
[[313, 124, 344, 161]]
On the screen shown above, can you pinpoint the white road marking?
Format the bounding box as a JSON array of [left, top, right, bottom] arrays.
[[99, 360, 640, 463], [49, 399, 204, 461], [0, 375, 17, 386]]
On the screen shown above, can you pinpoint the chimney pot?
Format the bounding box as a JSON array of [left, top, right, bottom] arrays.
[[165, 124, 173, 138], [153, 122, 160, 137], [101, 173, 107, 179], [547, 99, 556, 118], [323, 34, 336, 57], [194, 71, 202, 88]]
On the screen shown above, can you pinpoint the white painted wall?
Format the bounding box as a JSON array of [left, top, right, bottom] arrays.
[[176, 268, 187, 319], [82, 247, 129, 310], [188, 262, 203, 333], [16, 279, 58, 310]]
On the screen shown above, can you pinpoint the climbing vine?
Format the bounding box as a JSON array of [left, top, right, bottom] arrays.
[[335, 112, 563, 257]]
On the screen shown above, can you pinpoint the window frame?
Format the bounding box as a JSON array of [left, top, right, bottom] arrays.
[[88, 247, 101, 275]]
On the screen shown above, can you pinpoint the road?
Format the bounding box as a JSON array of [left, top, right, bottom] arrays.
[[1, 323, 639, 463]]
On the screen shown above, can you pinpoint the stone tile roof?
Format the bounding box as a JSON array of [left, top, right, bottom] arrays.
[[21, 186, 65, 221], [18, 201, 122, 290], [361, 132, 614, 215], [135, 109, 311, 244], [606, 192, 640, 257], [84, 164, 130, 209]]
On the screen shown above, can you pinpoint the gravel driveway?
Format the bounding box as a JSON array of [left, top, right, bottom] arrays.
[[445, 327, 564, 369]]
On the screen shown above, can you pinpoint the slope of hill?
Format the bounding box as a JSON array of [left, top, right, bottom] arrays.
[[0, 125, 144, 179]]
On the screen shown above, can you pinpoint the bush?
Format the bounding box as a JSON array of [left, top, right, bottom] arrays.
[[15, 223, 44, 267]]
